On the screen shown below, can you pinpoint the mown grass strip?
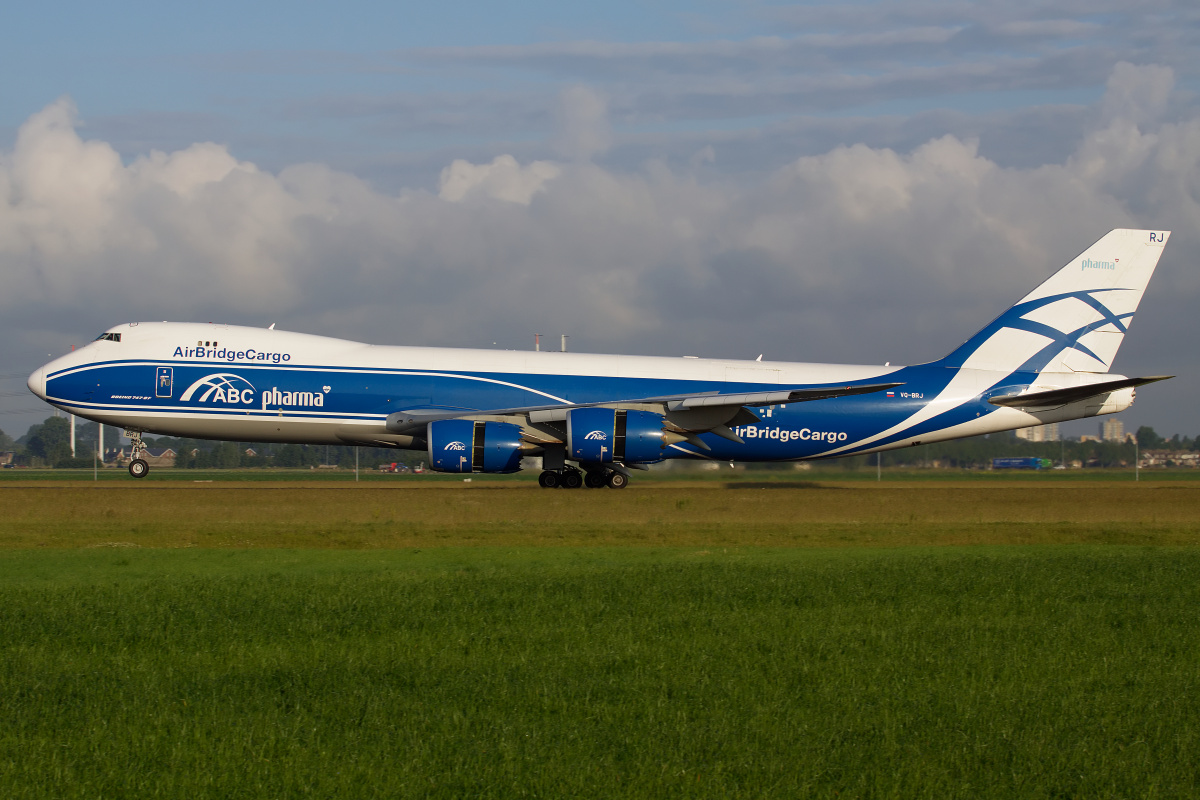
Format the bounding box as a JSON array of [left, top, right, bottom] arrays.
[[5, 467, 1200, 483], [1, 484, 1198, 549]]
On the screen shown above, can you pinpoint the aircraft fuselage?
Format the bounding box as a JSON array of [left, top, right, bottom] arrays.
[[28, 321, 1128, 462]]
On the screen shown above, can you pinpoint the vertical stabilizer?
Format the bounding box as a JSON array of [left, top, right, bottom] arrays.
[[939, 229, 1170, 373]]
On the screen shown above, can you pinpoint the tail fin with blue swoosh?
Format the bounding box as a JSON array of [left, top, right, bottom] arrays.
[[938, 229, 1170, 374]]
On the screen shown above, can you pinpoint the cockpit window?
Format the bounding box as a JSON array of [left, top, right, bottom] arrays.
[[95, 333, 122, 342]]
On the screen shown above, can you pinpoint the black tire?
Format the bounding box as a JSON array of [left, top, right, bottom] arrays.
[[562, 469, 584, 489], [607, 471, 628, 489], [128, 459, 150, 479], [584, 471, 606, 489], [539, 470, 560, 489]]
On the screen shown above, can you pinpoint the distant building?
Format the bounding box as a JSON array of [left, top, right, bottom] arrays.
[[1079, 435, 1101, 443], [0, 451, 14, 466], [1101, 418, 1125, 442], [1141, 450, 1200, 468], [114, 447, 177, 467], [1015, 423, 1060, 442], [143, 448, 177, 467]]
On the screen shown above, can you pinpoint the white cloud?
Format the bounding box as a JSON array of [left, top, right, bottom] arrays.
[[2, 64, 1198, 433], [438, 154, 560, 204], [0, 98, 306, 309], [552, 86, 612, 161], [1101, 61, 1174, 127]]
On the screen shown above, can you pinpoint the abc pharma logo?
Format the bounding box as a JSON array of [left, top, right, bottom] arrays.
[[584, 430, 607, 441], [444, 441, 467, 451], [179, 373, 256, 405]]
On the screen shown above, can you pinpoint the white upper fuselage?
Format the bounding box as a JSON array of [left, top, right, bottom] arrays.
[[28, 321, 1128, 459]]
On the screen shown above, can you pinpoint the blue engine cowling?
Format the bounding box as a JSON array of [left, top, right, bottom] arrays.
[[567, 408, 666, 464], [427, 419, 525, 473]]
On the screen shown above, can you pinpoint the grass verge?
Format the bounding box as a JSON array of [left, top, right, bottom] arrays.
[[1, 484, 1198, 548], [2, 547, 1199, 798]]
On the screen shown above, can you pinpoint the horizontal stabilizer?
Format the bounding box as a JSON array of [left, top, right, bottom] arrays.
[[987, 376, 1173, 408]]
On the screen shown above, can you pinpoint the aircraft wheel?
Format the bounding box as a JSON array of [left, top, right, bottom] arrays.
[[584, 471, 606, 489], [538, 470, 560, 489], [607, 471, 629, 489], [561, 469, 584, 489], [128, 459, 150, 479]]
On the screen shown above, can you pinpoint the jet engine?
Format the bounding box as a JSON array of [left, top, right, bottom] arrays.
[[566, 408, 676, 464], [427, 419, 528, 473]]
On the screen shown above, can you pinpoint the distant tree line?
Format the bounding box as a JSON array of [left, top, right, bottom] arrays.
[[750, 425, 1189, 471], [3, 417, 426, 469], [3, 416, 1198, 469]]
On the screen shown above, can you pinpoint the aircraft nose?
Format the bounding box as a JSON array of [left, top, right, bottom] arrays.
[[27, 366, 46, 400]]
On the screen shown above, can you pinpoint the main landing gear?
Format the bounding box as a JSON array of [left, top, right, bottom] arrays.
[[538, 467, 628, 489], [126, 429, 150, 479]]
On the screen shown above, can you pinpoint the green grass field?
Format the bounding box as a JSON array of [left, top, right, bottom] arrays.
[[6, 464, 1200, 483], [2, 483, 1199, 798]]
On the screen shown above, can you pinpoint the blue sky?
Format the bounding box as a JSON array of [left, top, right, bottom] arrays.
[[2, 0, 1199, 438], [9, 0, 1192, 181], [4, 1, 751, 158]]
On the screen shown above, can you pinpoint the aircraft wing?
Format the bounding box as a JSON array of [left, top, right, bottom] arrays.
[[987, 376, 1173, 408], [659, 383, 903, 409], [382, 381, 904, 445]]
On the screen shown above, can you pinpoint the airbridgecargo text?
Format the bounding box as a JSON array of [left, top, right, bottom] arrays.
[[734, 426, 848, 443], [174, 346, 291, 363]]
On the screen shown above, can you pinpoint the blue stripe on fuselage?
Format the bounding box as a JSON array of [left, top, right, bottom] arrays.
[[44, 359, 963, 460]]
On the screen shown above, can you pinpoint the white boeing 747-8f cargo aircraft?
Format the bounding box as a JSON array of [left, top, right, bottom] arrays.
[[29, 229, 1171, 487]]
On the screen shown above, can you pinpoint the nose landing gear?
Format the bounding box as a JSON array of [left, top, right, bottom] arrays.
[[125, 429, 150, 479]]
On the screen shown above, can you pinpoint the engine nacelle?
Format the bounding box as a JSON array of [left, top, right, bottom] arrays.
[[427, 419, 526, 473], [567, 408, 667, 464]]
